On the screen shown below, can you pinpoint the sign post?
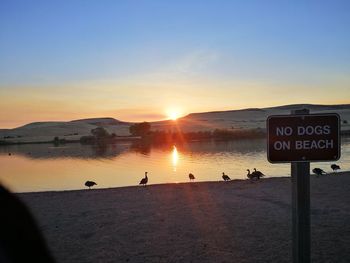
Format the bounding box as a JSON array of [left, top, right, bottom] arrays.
[[267, 109, 340, 263], [291, 109, 310, 263]]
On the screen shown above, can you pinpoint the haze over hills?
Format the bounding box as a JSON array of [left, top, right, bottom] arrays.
[[1, 104, 350, 143], [152, 104, 350, 132]]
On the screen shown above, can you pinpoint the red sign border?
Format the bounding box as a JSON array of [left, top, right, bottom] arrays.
[[267, 113, 341, 163]]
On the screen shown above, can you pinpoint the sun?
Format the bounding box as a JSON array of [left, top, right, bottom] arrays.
[[166, 109, 181, 120]]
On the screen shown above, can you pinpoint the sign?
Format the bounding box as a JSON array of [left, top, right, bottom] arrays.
[[267, 113, 340, 163]]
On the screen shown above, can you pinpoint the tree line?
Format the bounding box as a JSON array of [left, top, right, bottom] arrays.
[[78, 122, 265, 145], [127, 122, 265, 143]]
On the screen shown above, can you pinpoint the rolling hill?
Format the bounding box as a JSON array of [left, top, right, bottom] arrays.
[[1, 104, 350, 143]]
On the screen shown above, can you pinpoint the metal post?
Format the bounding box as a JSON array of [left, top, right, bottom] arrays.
[[291, 109, 310, 263]]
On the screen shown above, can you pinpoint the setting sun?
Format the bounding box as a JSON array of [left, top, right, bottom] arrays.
[[166, 109, 181, 120]]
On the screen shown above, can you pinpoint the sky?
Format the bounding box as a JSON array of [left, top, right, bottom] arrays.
[[1, 0, 350, 128]]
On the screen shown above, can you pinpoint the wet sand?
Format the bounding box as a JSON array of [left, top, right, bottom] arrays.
[[19, 173, 350, 263]]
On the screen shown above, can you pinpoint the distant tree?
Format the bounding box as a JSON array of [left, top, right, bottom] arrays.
[[0, 140, 9, 145], [129, 122, 151, 136], [91, 127, 109, 138], [53, 136, 66, 145], [80, 127, 114, 144], [53, 136, 60, 146], [79, 136, 95, 144]]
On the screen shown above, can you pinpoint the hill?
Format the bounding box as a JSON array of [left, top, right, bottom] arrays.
[[151, 104, 350, 132], [1, 104, 350, 143], [0, 118, 130, 143]]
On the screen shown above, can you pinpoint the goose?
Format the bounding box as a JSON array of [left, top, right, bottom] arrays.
[[331, 164, 340, 172], [189, 173, 195, 181], [139, 172, 148, 186], [312, 168, 326, 177], [252, 168, 264, 179], [85, 181, 97, 189], [247, 169, 253, 180], [222, 172, 231, 181]]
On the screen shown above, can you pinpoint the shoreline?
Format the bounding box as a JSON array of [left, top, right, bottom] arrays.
[[0, 136, 141, 146], [2, 131, 350, 147], [18, 172, 350, 262], [15, 172, 348, 194], [16, 176, 278, 194]]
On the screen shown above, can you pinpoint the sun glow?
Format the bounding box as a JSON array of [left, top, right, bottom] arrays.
[[166, 109, 181, 120]]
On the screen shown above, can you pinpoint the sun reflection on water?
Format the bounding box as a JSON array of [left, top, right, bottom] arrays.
[[1, 138, 350, 192], [172, 145, 179, 171]]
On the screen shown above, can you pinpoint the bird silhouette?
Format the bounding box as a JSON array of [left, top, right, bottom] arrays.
[[247, 169, 253, 180], [331, 164, 340, 173], [247, 168, 264, 180], [189, 173, 195, 181], [222, 172, 231, 181], [139, 172, 148, 186], [312, 168, 326, 177], [85, 181, 97, 189], [252, 168, 264, 179]]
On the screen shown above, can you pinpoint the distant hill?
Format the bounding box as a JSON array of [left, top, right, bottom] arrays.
[[0, 118, 130, 143], [70, 117, 130, 126], [266, 103, 350, 111], [1, 104, 350, 143], [151, 104, 350, 133]]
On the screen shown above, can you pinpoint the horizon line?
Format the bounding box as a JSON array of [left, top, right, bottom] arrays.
[[1, 102, 350, 130]]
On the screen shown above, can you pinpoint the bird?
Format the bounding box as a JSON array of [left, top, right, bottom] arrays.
[[246, 169, 253, 180], [139, 172, 148, 186], [189, 173, 195, 181], [312, 168, 326, 177], [252, 168, 265, 179], [222, 172, 231, 181], [331, 164, 340, 173], [85, 181, 97, 189]]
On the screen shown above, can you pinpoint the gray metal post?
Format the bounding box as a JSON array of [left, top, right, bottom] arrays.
[[291, 109, 310, 263]]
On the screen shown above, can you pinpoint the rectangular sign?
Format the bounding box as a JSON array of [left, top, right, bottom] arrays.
[[267, 113, 340, 163]]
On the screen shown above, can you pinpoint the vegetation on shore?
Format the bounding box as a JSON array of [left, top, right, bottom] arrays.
[[1, 119, 350, 146], [79, 127, 117, 144], [126, 122, 266, 145]]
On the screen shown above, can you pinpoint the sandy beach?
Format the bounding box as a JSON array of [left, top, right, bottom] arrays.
[[18, 173, 350, 263]]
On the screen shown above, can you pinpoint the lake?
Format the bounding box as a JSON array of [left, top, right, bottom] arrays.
[[1, 138, 349, 193]]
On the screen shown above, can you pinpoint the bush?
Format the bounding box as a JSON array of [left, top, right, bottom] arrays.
[[129, 122, 151, 136], [91, 127, 109, 138], [213, 128, 265, 140], [80, 127, 117, 144], [53, 136, 66, 145], [80, 136, 96, 144]]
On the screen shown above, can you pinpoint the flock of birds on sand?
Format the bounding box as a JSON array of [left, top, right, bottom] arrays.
[[84, 163, 342, 189], [84, 168, 266, 189], [312, 164, 341, 177]]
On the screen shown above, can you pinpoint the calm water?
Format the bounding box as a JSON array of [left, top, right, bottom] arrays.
[[1, 138, 350, 193]]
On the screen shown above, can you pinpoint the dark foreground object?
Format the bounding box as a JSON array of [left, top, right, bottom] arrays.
[[19, 173, 350, 263], [0, 185, 55, 263]]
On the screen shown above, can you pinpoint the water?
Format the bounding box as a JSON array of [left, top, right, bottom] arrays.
[[1, 138, 349, 193]]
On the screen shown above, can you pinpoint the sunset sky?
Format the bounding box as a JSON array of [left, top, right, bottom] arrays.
[[1, 1, 350, 128]]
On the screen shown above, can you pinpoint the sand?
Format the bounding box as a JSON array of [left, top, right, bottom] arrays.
[[18, 173, 350, 263]]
